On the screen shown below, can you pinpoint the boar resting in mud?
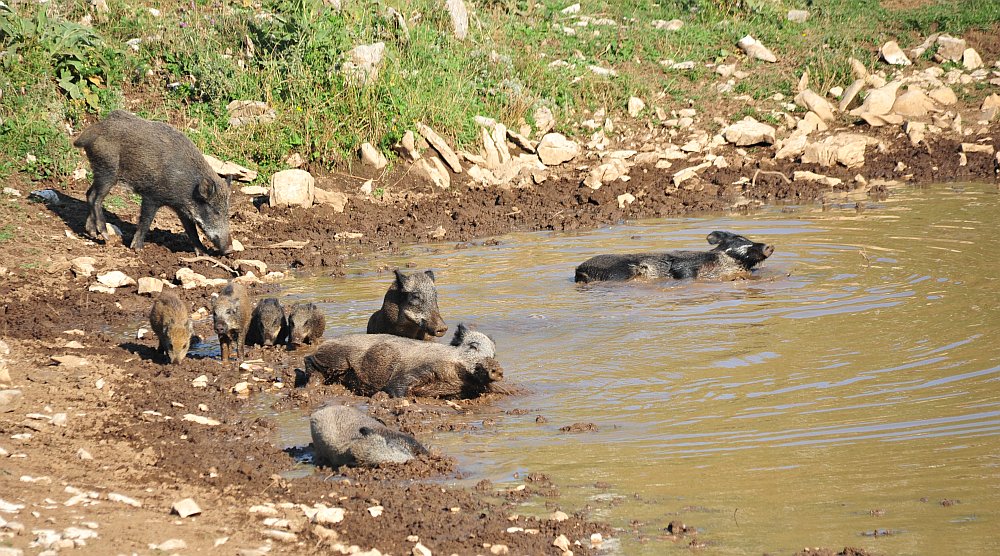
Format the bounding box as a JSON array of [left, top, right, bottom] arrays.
[[73, 110, 233, 255], [287, 302, 325, 349], [574, 231, 775, 283], [213, 282, 251, 361], [247, 298, 286, 347], [310, 405, 428, 467], [304, 323, 503, 399], [149, 291, 193, 364], [367, 269, 448, 341]]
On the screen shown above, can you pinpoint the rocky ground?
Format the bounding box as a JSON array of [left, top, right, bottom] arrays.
[[2, 29, 999, 556]]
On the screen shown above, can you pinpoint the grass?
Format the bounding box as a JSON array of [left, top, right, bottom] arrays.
[[0, 0, 997, 186], [0, 224, 14, 243]]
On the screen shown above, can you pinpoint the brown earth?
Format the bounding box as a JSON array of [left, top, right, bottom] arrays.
[[0, 119, 997, 554]]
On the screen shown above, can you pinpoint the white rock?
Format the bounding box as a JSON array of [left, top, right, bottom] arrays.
[[107, 493, 142, 507], [652, 19, 683, 31], [849, 57, 868, 80], [672, 161, 711, 187], [879, 41, 911, 66], [797, 111, 828, 134], [285, 153, 305, 168], [560, 3, 580, 14], [192, 375, 209, 388], [414, 157, 451, 189], [360, 143, 388, 169], [137, 277, 164, 296], [342, 42, 386, 85], [786, 9, 809, 23], [537, 133, 581, 165], [204, 154, 257, 182], [961, 143, 995, 155], [553, 534, 571, 551], [838, 79, 866, 112], [149, 539, 187, 551], [226, 100, 276, 127], [70, 257, 96, 278], [892, 89, 936, 117], [313, 188, 348, 212], [97, 271, 135, 288], [313, 507, 345, 525], [793, 170, 842, 187], [737, 35, 777, 63], [182, 414, 221, 426], [446, 0, 468, 39], [794, 89, 835, 121], [88, 284, 116, 294], [533, 106, 555, 136], [416, 123, 462, 173], [627, 97, 645, 117], [722, 118, 776, 146], [550, 510, 569, 522], [269, 169, 315, 208], [172, 498, 202, 517], [962, 48, 983, 70], [583, 158, 629, 189], [905, 121, 926, 146], [240, 185, 269, 196], [851, 81, 901, 116], [935, 34, 966, 62], [399, 131, 420, 161], [802, 134, 874, 168], [829, 86, 844, 97], [588, 65, 618, 76], [492, 124, 511, 165], [928, 86, 958, 105]]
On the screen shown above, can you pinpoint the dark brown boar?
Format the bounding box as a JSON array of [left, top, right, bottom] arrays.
[[149, 291, 192, 364]]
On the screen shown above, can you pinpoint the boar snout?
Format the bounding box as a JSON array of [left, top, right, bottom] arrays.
[[763, 244, 775, 257]]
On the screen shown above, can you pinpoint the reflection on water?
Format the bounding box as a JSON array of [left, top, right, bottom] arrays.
[[276, 184, 1000, 554]]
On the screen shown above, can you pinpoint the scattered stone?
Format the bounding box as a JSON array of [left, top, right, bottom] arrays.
[[172, 498, 202, 518], [492, 124, 511, 165], [879, 41, 911, 66], [962, 48, 983, 70], [204, 154, 257, 182], [183, 414, 221, 426], [617, 192, 636, 209], [787, 9, 809, 23], [342, 42, 386, 85], [628, 97, 645, 117], [962, 143, 995, 155], [29, 189, 60, 204], [672, 161, 711, 187], [737, 35, 777, 63], [76, 448, 93, 460], [892, 89, 936, 118], [802, 133, 874, 168], [0, 390, 22, 413], [829, 86, 844, 98], [413, 543, 432, 556], [285, 152, 305, 168], [553, 534, 571, 552], [583, 158, 629, 189], [241, 185, 269, 196], [136, 277, 164, 296], [722, 118, 776, 146], [795, 89, 835, 121], [70, 257, 96, 278], [537, 133, 581, 165], [398, 131, 420, 161], [107, 493, 142, 507], [192, 375, 209, 388], [51, 355, 88, 367], [269, 169, 315, 209], [793, 170, 842, 187], [262, 529, 298, 543], [445, 0, 468, 39], [417, 123, 462, 173], [928, 86, 958, 106], [149, 539, 187, 551], [360, 143, 388, 169], [549, 510, 569, 522], [2, 187, 20, 197], [414, 157, 451, 189], [905, 121, 926, 146], [935, 34, 967, 62], [490, 545, 510, 555], [851, 81, 901, 117], [227, 100, 276, 127], [560, 3, 579, 14], [313, 188, 348, 212], [797, 111, 828, 134], [848, 57, 868, 80], [982, 93, 1000, 112]]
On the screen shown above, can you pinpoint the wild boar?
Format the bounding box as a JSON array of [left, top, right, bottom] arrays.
[[247, 297, 286, 347], [310, 405, 428, 467], [287, 302, 325, 349], [73, 110, 233, 255], [149, 291, 192, 364], [304, 323, 503, 399], [574, 231, 775, 283], [367, 269, 447, 341], [212, 282, 251, 361]]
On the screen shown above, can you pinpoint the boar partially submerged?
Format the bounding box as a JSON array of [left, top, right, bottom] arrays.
[[149, 291, 193, 364], [212, 282, 251, 361], [73, 110, 233, 255], [304, 324, 503, 399], [310, 405, 428, 467], [287, 302, 325, 349], [247, 298, 286, 347], [574, 231, 774, 283], [367, 270, 447, 341]]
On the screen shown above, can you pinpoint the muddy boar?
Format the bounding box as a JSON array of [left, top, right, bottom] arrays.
[[149, 291, 193, 364], [310, 405, 428, 467], [304, 323, 503, 399], [367, 269, 447, 341], [73, 110, 233, 255], [287, 302, 325, 349], [574, 231, 774, 283], [247, 298, 286, 347], [212, 282, 251, 361]]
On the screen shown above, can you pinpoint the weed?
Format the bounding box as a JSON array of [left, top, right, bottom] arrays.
[[0, 225, 14, 243]]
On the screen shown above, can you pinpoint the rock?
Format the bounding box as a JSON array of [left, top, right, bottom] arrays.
[[848, 57, 868, 80], [0, 390, 22, 413], [313, 507, 345, 525], [935, 34, 967, 62], [560, 3, 580, 14], [285, 153, 305, 168], [801, 133, 873, 168], [928, 86, 958, 106], [650, 18, 683, 31], [616, 193, 636, 209], [981, 94, 1000, 112], [70, 257, 96, 278], [962, 48, 983, 70], [961, 143, 995, 155], [722, 118, 776, 146], [149, 539, 187, 551], [550, 510, 569, 522], [88, 283, 116, 294], [537, 133, 581, 165], [672, 161, 711, 187], [737, 35, 777, 63], [175, 267, 226, 289], [583, 158, 629, 189], [793, 170, 842, 187], [227, 100, 276, 127], [29, 189, 60, 204], [360, 143, 388, 169], [506, 128, 536, 154], [169, 498, 200, 517], [797, 111, 828, 134], [97, 271, 135, 288], [203, 154, 258, 182], [240, 186, 269, 196], [879, 41, 911, 65], [905, 121, 926, 146], [492, 124, 511, 165], [775, 133, 809, 160], [715, 64, 736, 78], [107, 493, 142, 507], [269, 169, 315, 209], [787, 9, 809, 23], [416, 123, 462, 173], [851, 81, 901, 116], [413, 543, 432, 556], [859, 112, 904, 127], [313, 188, 348, 212], [399, 131, 420, 161], [628, 97, 645, 117], [794, 89, 835, 121], [829, 86, 844, 97], [490, 545, 510, 555], [588, 64, 617, 77], [553, 534, 571, 552], [342, 42, 386, 85], [137, 277, 164, 296], [533, 106, 555, 136], [446, 0, 468, 39], [183, 414, 221, 426], [892, 89, 936, 117], [414, 157, 451, 189]]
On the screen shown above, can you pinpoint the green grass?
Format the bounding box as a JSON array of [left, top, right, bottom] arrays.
[[0, 0, 998, 185], [0, 224, 14, 243]]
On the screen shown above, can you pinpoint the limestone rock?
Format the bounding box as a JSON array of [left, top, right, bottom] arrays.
[[797, 111, 828, 134], [879, 41, 911, 66], [269, 169, 315, 209], [775, 132, 809, 160], [850, 81, 901, 117], [801, 134, 874, 168], [928, 86, 958, 106], [398, 131, 420, 161], [137, 277, 165, 295], [342, 42, 385, 85], [962, 48, 983, 70], [537, 133, 580, 165], [446, 0, 468, 40], [241, 186, 268, 196], [935, 35, 966, 62], [859, 112, 903, 127], [204, 154, 258, 182], [838, 79, 866, 113], [227, 100, 276, 127], [961, 143, 995, 155], [414, 157, 450, 189], [787, 10, 809, 23], [722, 118, 776, 146], [793, 170, 842, 187], [416, 123, 462, 173], [71, 256, 96, 278], [737, 35, 777, 63], [848, 57, 868, 80], [628, 97, 645, 117], [617, 192, 636, 209], [0, 389, 22, 413], [583, 158, 629, 190], [672, 161, 712, 188], [172, 498, 202, 518], [534, 106, 555, 136], [97, 271, 135, 288], [892, 89, 936, 118], [904, 121, 926, 146], [492, 124, 511, 165], [795, 89, 835, 121], [652, 19, 684, 31], [481, 128, 500, 169], [360, 143, 388, 169], [313, 189, 348, 212]]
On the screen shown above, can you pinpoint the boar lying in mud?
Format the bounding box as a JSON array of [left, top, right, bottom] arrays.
[[367, 270, 447, 341], [213, 282, 251, 361], [304, 324, 503, 399], [73, 110, 233, 255], [287, 302, 325, 349], [247, 298, 286, 347], [149, 291, 193, 364], [574, 231, 775, 283], [310, 405, 428, 467]]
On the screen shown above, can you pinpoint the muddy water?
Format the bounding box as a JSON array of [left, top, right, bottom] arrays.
[[275, 184, 1000, 554]]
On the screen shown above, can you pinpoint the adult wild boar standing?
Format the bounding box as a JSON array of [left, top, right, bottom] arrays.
[[73, 110, 234, 255]]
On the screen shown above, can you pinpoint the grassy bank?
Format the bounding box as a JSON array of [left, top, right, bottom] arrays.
[[1, 0, 997, 186]]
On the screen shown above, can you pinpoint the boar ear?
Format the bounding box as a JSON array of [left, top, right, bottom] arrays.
[[451, 323, 468, 346], [358, 426, 376, 437], [424, 270, 435, 282], [196, 177, 217, 201], [393, 269, 407, 287], [706, 231, 728, 245]]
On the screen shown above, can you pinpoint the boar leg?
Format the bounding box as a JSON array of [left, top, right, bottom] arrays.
[[176, 211, 210, 255], [129, 199, 161, 250], [383, 366, 437, 398], [220, 339, 231, 362], [85, 164, 118, 240]]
